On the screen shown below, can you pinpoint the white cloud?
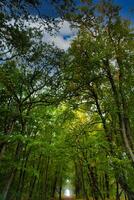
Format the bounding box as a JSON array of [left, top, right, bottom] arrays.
[[8, 18, 78, 50], [43, 33, 71, 50], [58, 20, 76, 36], [42, 20, 77, 50]]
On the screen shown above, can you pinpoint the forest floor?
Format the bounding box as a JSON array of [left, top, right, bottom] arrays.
[[62, 198, 75, 200], [62, 198, 73, 200], [62, 197, 84, 200]]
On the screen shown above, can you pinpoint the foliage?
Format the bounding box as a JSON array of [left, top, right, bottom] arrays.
[[0, 1, 134, 200]]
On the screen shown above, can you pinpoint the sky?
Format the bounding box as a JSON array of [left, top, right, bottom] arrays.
[[36, 0, 134, 18], [115, 0, 134, 20], [32, 0, 134, 50]]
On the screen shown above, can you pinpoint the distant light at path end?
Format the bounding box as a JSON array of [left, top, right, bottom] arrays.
[[64, 189, 71, 197]]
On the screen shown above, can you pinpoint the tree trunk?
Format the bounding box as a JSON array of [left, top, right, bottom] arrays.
[[103, 59, 134, 163], [2, 170, 16, 200], [28, 176, 37, 200], [89, 166, 104, 200], [116, 181, 120, 200], [2, 142, 22, 200], [28, 154, 42, 200], [0, 143, 6, 160], [79, 160, 89, 200], [58, 176, 62, 200], [16, 147, 30, 200], [105, 173, 110, 199], [51, 170, 58, 199], [74, 161, 82, 199], [43, 156, 50, 200], [118, 174, 134, 200]]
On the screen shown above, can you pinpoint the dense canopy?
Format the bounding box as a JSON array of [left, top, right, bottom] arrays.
[[0, 0, 134, 200]]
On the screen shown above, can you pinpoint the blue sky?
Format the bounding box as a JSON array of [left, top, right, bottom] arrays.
[[36, 0, 134, 19], [115, 0, 134, 10], [33, 0, 134, 50], [115, 0, 134, 21]]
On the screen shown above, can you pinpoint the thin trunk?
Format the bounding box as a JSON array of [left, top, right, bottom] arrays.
[[58, 176, 62, 200], [28, 176, 37, 200], [37, 159, 44, 200], [2, 170, 16, 200], [116, 181, 120, 200], [16, 147, 30, 200], [117, 56, 134, 150], [28, 154, 42, 200], [43, 157, 50, 200], [104, 59, 134, 163], [79, 160, 89, 200], [51, 170, 58, 199], [118, 174, 134, 200], [82, 151, 103, 200], [74, 162, 81, 198], [105, 173, 110, 199], [91, 87, 113, 151], [2, 142, 22, 200], [125, 192, 128, 200], [91, 75, 134, 199], [89, 166, 104, 200], [0, 143, 6, 160]]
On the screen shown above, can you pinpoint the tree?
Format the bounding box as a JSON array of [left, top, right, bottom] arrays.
[[60, 1, 134, 199]]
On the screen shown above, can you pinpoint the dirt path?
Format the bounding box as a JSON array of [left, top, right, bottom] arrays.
[[54, 197, 75, 200]]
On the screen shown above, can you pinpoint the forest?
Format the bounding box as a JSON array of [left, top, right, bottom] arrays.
[[0, 0, 134, 200]]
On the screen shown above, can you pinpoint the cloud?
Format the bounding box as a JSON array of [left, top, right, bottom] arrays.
[[43, 32, 71, 50], [8, 18, 78, 50], [42, 20, 78, 50], [58, 20, 76, 36]]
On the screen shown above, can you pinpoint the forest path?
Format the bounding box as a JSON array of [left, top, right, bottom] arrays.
[[62, 197, 75, 200]]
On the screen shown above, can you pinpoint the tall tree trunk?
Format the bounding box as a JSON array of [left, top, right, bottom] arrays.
[[79, 160, 89, 200], [2, 142, 22, 200], [103, 59, 134, 163], [16, 147, 30, 200], [116, 181, 120, 200], [28, 154, 42, 200], [0, 143, 6, 160], [28, 176, 37, 200], [117, 56, 134, 149], [58, 176, 62, 200], [2, 170, 16, 200], [43, 156, 50, 200], [74, 161, 82, 199], [51, 169, 58, 199], [118, 175, 134, 200], [105, 173, 110, 199], [91, 80, 134, 200], [89, 166, 104, 200]]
